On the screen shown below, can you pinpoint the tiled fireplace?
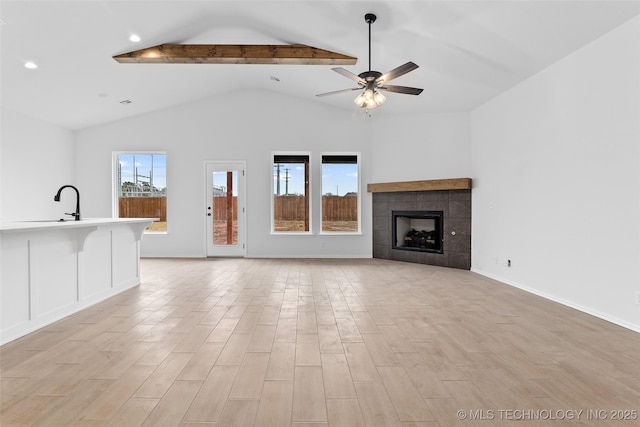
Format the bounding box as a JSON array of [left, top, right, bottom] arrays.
[[369, 178, 471, 270]]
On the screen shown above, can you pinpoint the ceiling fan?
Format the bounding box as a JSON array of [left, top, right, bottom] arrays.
[[317, 13, 423, 109]]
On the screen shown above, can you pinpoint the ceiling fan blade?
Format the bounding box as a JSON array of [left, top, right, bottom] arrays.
[[378, 85, 424, 95], [332, 68, 366, 85], [316, 87, 363, 97], [377, 62, 419, 84]]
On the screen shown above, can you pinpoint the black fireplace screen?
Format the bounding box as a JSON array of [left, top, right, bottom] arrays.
[[392, 210, 444, 254]]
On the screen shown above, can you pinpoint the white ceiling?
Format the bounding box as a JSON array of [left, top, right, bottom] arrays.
[[2, 0, 640, 130]]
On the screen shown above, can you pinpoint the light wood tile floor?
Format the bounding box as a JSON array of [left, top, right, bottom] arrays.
[[2, 258, 640, 426]]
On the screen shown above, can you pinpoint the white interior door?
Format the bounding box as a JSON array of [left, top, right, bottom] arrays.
[[206, 161, 245, 257]]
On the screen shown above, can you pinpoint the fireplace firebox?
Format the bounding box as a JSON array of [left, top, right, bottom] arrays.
[[392, 210, 444, 254]]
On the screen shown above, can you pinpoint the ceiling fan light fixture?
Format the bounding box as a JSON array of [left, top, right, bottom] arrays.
[[354, 92, 365, 107], [373, 90, 386, 106], [354, 88, 385, 109]]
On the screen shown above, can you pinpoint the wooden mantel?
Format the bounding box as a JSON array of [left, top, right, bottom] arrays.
[[367, 178, 471, 193]]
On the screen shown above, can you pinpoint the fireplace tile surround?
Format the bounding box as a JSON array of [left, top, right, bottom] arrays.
[[370, 180, 471, 270]]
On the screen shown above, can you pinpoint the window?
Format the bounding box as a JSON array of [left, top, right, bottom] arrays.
[[115, 153, 167, 232], [321, 154, 360, 233], [272, 154, 310, 232]]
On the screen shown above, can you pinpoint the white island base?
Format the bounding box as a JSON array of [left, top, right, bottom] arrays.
[[0, 218, 154, 345]]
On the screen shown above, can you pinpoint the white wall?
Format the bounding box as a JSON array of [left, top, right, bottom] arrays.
[[1, 108, 75, 221], [75, 90, 374, 258], [471, 16, 640, 331], [371, 112, 471, 183]]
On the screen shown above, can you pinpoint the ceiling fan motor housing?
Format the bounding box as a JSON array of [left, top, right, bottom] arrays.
[[359, 70, 382, 82]]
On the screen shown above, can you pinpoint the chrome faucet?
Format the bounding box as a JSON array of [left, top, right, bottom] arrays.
[[54, 185, 81, 221]]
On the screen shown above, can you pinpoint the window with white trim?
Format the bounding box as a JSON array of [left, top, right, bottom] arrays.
[[321, 154, 360, 233], [272, 154, 310, 232], [115, 152, 167, 232]]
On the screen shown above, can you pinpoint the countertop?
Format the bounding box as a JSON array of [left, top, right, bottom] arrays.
[[0, 217, 156, 233]]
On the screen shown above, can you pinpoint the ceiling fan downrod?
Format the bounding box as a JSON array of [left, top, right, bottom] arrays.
[[365, 13, 376, 73]]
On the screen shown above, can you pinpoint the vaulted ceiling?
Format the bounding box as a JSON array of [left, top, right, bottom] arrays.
[[2, 1, 640, 130]]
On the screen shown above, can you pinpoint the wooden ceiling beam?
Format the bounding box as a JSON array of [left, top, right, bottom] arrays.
[[113, 44, 357, 65]]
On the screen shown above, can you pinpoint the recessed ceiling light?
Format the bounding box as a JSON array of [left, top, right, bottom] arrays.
[[24, 61, 38, 69], [129, 34, 141, 43]]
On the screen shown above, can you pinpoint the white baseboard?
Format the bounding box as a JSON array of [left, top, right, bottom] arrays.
[[141, 254, 373, 259], [248, 254, 372, 259], [471, 268, 640, 334]]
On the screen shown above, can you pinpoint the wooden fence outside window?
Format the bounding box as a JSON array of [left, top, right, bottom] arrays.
[[118, 195, 357, 222]]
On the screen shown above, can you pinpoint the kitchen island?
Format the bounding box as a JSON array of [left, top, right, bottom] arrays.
[[0, 218, 154, 345]]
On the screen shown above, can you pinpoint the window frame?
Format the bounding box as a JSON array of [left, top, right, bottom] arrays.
[[271, 152, 312, 235], [113, 151, 168, 234], [319, 152, 362, 235]]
